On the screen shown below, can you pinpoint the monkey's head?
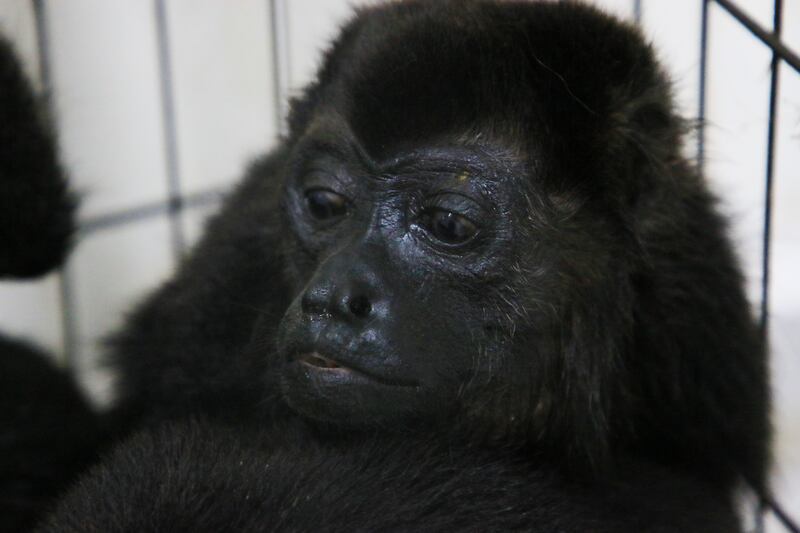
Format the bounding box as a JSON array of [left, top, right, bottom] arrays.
[[258, 0, 768, 487]]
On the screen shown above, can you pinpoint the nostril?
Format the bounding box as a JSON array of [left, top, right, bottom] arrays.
[[347, 294, 372, 318]]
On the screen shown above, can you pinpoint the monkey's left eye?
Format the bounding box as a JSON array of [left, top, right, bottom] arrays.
[[305, 189, 348, 220], [419, 208, 478, 245]]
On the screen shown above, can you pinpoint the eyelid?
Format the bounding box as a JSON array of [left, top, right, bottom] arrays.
[[426, 192, 484, 220], [302, 169, 342, 186], [304, 186, 353, 205], [298, 170, 355, 201]]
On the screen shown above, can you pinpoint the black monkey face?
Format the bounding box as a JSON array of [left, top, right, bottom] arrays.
[[251, 0, 670, 456], [272, 121, 545, 428]]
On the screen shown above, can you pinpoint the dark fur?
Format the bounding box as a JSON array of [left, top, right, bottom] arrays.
[[0, 339, 102, 532], [6, 0, 772, 530], [0, 37, 74, 278], [42, 420, 739, 533], [112, 0, 767, 489], [0, 37, 102, 531]]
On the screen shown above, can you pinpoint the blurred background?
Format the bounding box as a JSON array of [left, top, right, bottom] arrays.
[[0, 0, 797, 528]]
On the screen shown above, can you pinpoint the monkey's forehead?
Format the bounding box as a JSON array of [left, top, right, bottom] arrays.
[[295, 111, 531, 180], [294, 0, 664, 163]]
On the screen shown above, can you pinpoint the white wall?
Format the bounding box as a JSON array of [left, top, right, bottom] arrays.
[[0, 0, 798, 528]]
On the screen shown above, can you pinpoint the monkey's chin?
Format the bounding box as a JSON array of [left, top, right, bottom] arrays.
[[279, 360, 421, 425]]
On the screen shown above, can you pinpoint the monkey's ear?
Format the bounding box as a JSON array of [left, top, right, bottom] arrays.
[[599, 50, 685, 209], [0, 37, 75, 279]]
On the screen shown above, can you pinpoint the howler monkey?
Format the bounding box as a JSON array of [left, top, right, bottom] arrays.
[[7, 1, 772, 531]]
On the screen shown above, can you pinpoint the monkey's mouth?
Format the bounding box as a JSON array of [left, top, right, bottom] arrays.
[[290, 351, 417, 388], [297, 352, 347, 370]]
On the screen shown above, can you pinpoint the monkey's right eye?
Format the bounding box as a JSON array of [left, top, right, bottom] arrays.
[[305, 188, 349, 220]]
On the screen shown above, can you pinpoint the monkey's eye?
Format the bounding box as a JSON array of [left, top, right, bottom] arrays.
[[305, 188, 348, 220], [419, 208, 478, 245]]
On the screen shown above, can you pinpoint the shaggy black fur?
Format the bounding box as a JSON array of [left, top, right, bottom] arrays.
[[42, 419, 740, 533], [0, 339, 102, 532], [0, 37, 101, 531], [6, 1, 772, 531], [0, 37, 73, 278]]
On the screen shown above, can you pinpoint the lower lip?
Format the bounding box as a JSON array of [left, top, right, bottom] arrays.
[[289, 359, 421, 389], [299, 359, 351, 376], [292, 359, 376, 386]]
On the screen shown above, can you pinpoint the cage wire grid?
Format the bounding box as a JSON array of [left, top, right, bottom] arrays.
[[21, 0, 800, 531]]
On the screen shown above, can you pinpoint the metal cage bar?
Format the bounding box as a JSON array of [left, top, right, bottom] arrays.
[[701, 0, 800, 530], [698, 0, 709, 172], [154, 0, 187, 259], [31, 0, 80, 372]]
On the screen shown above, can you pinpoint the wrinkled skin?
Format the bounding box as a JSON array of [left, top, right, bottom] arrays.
[[274, 135, 537, 428]]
